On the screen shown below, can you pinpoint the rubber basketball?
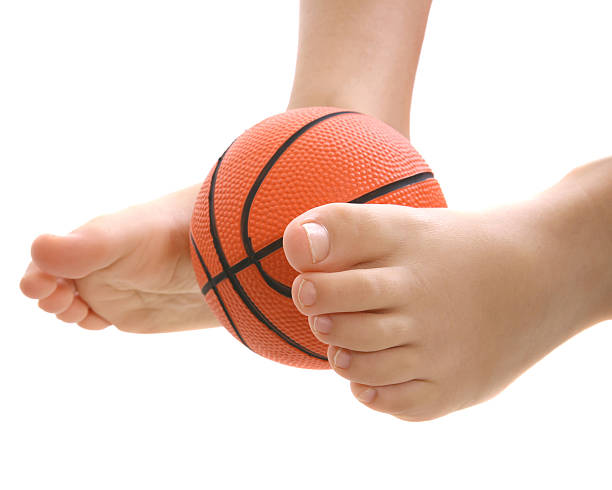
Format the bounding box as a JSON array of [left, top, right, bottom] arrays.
[[189, 107, 446, 369]]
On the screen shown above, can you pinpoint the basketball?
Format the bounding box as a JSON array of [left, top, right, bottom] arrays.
[[189, 107, 446, 369]]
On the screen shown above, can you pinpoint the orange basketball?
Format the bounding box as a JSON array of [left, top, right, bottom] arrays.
[[189, 107, 446, 369]]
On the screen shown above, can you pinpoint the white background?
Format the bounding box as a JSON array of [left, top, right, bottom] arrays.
[[1, 1, 611, 488]]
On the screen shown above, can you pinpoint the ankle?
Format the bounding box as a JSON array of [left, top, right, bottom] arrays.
[[526, 161, 612, 327]]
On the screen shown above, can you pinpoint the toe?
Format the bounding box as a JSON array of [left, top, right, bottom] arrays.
[[37, 279, 75, 314], [350, 380, 439, 420], [327, 344, 419, 386], [31, 229, 116, 279], [283, 202, 408, 273], [77, 311, 111, 330], [308, 312, 415, 352], [291, 266, 408, 316], [30, 211, 141, 279], [20, 262, 57, 299], [55, 295, 90, 323]]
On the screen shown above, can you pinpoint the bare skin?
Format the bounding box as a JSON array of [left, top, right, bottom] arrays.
[[20, 185, 218, 332], [283, 158, 612, 420], [19, 0, 612, 420], [20, 0, 428, 335]]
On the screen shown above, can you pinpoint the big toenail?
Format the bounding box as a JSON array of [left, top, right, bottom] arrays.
[[302, 222, 329, 263], [334, 349, 351, 369], [298, 279, 317, 307]]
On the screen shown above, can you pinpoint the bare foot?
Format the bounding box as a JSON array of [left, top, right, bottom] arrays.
[[19, 184, 218, 333], [282, 161, 611, 421]]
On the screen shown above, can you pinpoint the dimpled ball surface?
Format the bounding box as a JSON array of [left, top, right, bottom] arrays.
[[189, 107, 446, 369]]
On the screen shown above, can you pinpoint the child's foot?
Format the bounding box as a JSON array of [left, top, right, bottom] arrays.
[[19, 184, 218, 333], [282, 175, 608, 421]]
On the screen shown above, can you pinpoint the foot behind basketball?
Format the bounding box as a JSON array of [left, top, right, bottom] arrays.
[[20, 185, 219, 333]]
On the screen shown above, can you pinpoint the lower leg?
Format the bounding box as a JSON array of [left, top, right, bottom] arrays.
[[19, 0, 434, 332], [287, 0, 432, 138]]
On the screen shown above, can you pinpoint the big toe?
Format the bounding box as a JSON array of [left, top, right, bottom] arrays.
[[283, 202, 408, 273], [31, 227, 118, 279]]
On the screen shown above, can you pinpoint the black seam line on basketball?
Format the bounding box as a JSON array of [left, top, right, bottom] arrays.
[[347, 170, 433, 203], [201, 237, 285, 295], [201, 171, 435, 295], [240, 110, 358, 298], [190, 232, 251, 349], [208, 147, 328, 361]]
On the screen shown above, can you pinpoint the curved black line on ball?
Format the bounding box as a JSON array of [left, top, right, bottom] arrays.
[[201, 170, 435, 296], [239, 110, 357, 298], [347, 170, 433, 203], [190, 231, 250, 349], [248, 236, 292, 297], [201, 237, 285, 295], [208, 146, 327, 361]]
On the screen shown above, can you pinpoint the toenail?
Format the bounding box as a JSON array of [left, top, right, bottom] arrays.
[[302, 222, 329, 263], [334, 349, 351, 369], [297, 279, 317, 307], [356, 388, 376, 404], [313, 315, 332, 334]]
